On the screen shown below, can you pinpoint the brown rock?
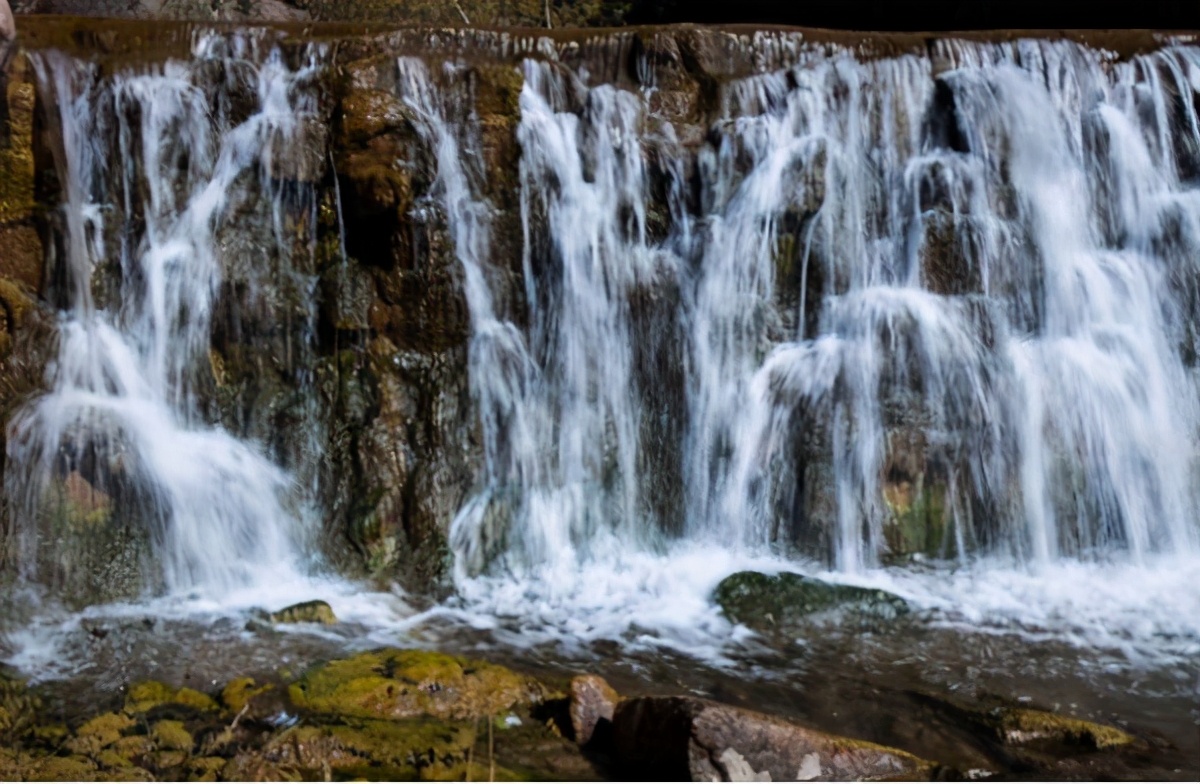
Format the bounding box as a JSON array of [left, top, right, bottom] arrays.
[[569, 674, 619, 747], [613, 696, 935, 782], [0, 1, 12, 42]]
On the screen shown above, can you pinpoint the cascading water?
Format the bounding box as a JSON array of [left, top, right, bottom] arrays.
[[414, 39, 1200, 649], [4, 27, 1200, 660], [4, 34, 326, 600]]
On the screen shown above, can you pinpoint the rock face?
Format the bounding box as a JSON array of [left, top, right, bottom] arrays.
[[714, 571, 910, 635], [612, 695, 936, 781]]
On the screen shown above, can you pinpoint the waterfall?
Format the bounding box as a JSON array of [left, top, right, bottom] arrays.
[[5, 27, 1200, 651], [439, 38, 1200, 618], [4, 34, 326, 599]]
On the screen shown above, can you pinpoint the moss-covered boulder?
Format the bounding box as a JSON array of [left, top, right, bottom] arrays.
[[270, 599, 338, 624], [289, 648, 539, 722], [124, 681, 219, 714], [65, 712, 136, 756], [987, 707, 1136, 752], [714, 570, 910, 635]]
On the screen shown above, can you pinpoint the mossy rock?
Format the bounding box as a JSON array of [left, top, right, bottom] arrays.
[[32, 724, 69, 745], [188, 756, 227, 781], [111, 734, 154, 760], [990, 708, 1136, 751], [289, 648, 536, 721], [124, 681, 175, 713], [0, 673, 40, 742], [125, 681, 217, 713], [221, 677, 274, 713], [339, 87, 416, 146], [94, 749, 135, 770], [473, 64, 524, 118], [151, 719, 193, 752], [66, 712, 135, 755], [713, 571, 910, 634], [271, 599, 338, 625], [25, 754, 99, 781], [148, 748, 189, 770]]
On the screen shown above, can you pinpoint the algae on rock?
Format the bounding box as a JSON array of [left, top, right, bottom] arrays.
[[713, 570, 910, 635]]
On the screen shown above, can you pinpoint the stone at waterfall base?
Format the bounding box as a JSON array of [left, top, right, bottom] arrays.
[[569, 674, 620, 747], [714, 570, 910, 636], [611, 695, 937, 781]]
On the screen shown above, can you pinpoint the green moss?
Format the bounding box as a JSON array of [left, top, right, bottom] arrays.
[[339, 88, 414, 146], [95, 749, 135, 769], [125, 681, 217, 713], [111, 734, 154, 760], [67, 712, 135, 755], [0, 74, 36, 225], [222, 677, 274, 713], [150, 749, 189, 770], [993, 708, 1135, 750], [27, 754, 99, 781], [290, 649, 531, 721], [882, 476, 950, 560], [332, 718, 473, 766], [189, 756, 227, 773], [125, 681, 175, 713], [271, 599, 338, 625], [474, 64, 525, 118], [32, 724, 69, 745], [152, 720, 194, 752], [0, 674, 40, 743], [98, 766, 157, 782]]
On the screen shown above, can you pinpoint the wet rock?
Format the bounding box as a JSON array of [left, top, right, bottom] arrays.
[[270, 598, 338, 625], [288, 648, 539, 722], [569, 674, 620, 746], [25, 754, 98, 781], [266, 115, 328, 183], [220, 676, 274, 714], [988, 707, 1135, 752], [125, 681, 218, 714], [263, 717, 473, 779], [66, 712, 135, 755], [612, 696, 936, 781], [151, 719, 194, 752], [714, 571, 910, 635], [918, 209, 985, 296], [0, 674, 39, 744], [338, 88, 415, 146]]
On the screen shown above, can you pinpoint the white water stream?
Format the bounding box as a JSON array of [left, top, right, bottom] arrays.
[[5, 35, 326, 598], [4, 34, 1200, 674]]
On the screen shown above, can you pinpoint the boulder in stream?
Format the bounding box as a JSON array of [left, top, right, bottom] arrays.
[[714, 570, 910, 635], [612, 695, 937, 781]]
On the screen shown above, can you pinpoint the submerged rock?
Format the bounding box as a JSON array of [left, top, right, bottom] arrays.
[[270, 599, 338, 625], [713, 571, 910, 635], [612, 695, 937, 781]]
